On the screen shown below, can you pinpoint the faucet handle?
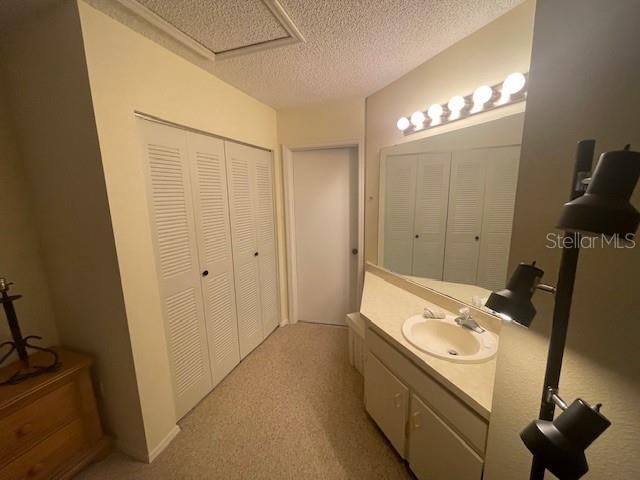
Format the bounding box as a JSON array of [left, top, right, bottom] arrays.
[[458, 307, 471, 319]]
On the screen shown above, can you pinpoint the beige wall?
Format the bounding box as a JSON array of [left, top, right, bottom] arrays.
[[0, 0, 146, 456], [484, 1, 640, 478], [77, 0, 282, 459], [277, 98, 365, 146], [0, 75, 58, 355], [365, 0, 536, 263]]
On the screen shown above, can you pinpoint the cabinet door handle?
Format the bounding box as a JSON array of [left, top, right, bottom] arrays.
[[254, 252, 259, 257], [412, 411, 421, 429], [393, 393, 402, 409]]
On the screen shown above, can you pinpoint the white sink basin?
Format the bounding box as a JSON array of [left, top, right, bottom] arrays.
[[402, 315, 498, 363]]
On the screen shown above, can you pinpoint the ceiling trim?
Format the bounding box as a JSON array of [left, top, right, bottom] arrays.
[[215, 0, 306, 60], [112, 0, 305, 63], [114, 0, 216, 62]]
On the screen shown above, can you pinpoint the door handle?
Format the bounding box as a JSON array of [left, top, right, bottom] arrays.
[[254, 252, 259, 257], [475, 236, 480, 241], [412, 411, 421, 429], [202, 270, 209, 277], [415, 234, 419, 238], [352, 248, 358, 255]]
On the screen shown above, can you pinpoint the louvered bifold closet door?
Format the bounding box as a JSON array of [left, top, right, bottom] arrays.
[[476, 146, 520, 291], [225, 141, 264, 358], [383, 155, 418, 275], [443, 150, 487, 285], [412, 153, 451, 279], [252, 149, 279, 336], [187, 132, 241, 386], [139, 120, 212, 419]]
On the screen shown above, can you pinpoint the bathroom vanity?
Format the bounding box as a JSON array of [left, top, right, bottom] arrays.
[[360, 265, 501, 480]]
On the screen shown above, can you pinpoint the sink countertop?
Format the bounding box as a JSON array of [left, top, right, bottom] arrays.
[[360, 271, 497, 420]]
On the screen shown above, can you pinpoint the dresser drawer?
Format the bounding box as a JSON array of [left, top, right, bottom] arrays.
[[0, 418, 85, 480], [0, 382, 80, 465]]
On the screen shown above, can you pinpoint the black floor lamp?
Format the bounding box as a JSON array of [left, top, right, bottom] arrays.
[[486, 140, 640, 480]]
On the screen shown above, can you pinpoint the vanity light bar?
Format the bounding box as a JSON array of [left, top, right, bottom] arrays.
[[397, 72, 529, 134]]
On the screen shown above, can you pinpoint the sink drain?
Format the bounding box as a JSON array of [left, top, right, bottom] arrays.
[[448, 349, 458, 356]]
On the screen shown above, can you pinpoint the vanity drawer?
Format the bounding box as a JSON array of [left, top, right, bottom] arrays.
[[0, 381, 80, 465], [0, 418, 85, 480], [366, 327, 488, 454]]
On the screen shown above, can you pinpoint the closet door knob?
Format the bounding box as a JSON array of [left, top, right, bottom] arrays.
[[475, 236, 480, 241], [202, 270, 209, 277], [352, 248, 358, 255], [254, 252, 259, 257], [415, 234, 420, 238]]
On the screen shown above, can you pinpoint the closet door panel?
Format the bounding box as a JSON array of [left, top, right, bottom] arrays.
[[443, 150, 486, 284], [139, 120, 212, 419], [187, 133, 240, 385], [477, 146, 520, 291], [225, 141, 263, 358], [253, 150, 279, 335], [412, 153, 451, 279], [383, 155, 418, 275]]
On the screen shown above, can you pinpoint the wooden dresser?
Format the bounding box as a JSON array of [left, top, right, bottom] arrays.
[[0, 348, 110, 479]]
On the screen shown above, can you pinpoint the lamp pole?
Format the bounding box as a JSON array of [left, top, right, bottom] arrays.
[[528, 140, 595, 480]]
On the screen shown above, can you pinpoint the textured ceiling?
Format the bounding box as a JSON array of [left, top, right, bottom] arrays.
[[135, 0, 288, 53], [211, 0, 525, 107], [3, 0, 525, 108]]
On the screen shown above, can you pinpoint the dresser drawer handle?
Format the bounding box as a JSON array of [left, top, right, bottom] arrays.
[[17, 423, 33, 437], [393, 393, 402, 409], [28, 462, 45, 477], [412, 411, 421, 429]]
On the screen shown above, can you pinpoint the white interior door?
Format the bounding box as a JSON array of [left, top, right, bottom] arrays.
[[225, 141, 264, 358], [383, 155, 417, 275], [412, 153, 451, 279], [292, 147, 358, 325], [139, 119, 212, 419], [476, 146, 520, 291], [187, 132, 240, 387], [443, 150, 487, 284]]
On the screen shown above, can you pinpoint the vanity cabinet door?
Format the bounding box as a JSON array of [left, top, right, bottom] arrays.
[[364, 353, 409, 456], [408, 394, 483, 480]]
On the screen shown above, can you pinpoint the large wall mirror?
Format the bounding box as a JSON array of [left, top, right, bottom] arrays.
[[377, 113, 525, 310]]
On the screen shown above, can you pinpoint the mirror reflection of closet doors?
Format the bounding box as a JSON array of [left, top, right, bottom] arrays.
[[383, 152, 451, 278], [383, 146, 520, 291]]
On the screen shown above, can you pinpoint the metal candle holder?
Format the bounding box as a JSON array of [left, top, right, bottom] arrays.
[[0, 278, 60, 385]]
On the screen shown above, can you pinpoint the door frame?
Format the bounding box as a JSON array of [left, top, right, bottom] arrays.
[[282, 140, 365, 325]]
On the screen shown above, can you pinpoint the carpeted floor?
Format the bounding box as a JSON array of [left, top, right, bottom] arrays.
[[78, 322, 414, 479]]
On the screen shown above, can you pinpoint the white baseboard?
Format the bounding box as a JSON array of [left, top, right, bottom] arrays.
[[115, 440, 148, 463], [147, 425, 181, 463], [117, 425, 181, 463], [279, 318, 289, 327]]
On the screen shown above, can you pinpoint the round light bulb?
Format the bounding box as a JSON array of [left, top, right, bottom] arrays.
[[472, 85, 493, 106], [410, 111, 426, 128], [502, 72, 526, 95], [397, 116, 410, 131], [448, 95, 466, 113], [427, 104, 443, 120]]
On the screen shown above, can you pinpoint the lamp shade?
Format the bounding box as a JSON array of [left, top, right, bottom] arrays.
[[485, 263, 543, 327], [557, 147, 640, 237], [521, 399, 611, 479]]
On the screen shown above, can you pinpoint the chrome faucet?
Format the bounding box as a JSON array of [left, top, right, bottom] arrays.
[[454, 308, 485, 334]]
